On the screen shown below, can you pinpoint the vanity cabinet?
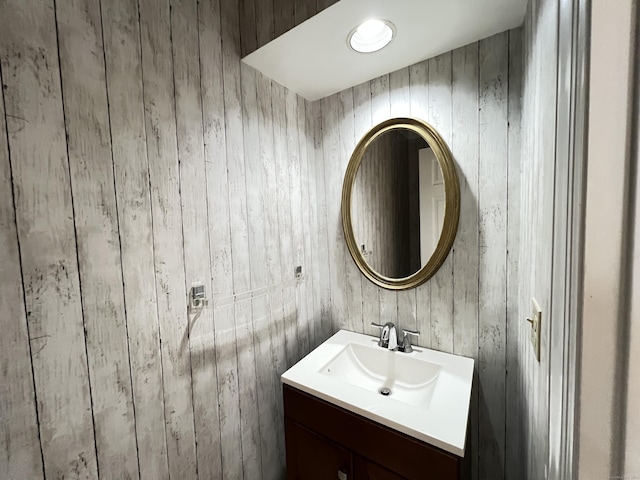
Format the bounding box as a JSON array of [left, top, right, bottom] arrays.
[[284, 385, 466, 480], [285, 419, 352, 479], [353, 456, 407, 480]]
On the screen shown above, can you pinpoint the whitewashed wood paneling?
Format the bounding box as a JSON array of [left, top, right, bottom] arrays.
[[338, 88, 365, 335], [300, 98, 319, 350], [198, 0, 244, 477], [171, 0, 224, 478], [323, 93, 347, 332], [518, 0, 559, 478], [0, 1, 98, 477], [273, 82, 298, 369], [0, 60, 44, 480], [100, 0, 170, 477], [319, 32, 522, 480], [287, 87, 309, 360], [0, 1, 324, 479], [221, 2, 263, 478], [313, 99, 334, 341], [243, 64, 278, 480], [138, 0, 199, 477], [506, 28, 524, 480], [1, 1, 560, 479], [56, 0, 140, 476], [241, 0, 339, 55], [451, 42, 480, 480], [477, 31, 509, 480], [256, 71, 288, 477]]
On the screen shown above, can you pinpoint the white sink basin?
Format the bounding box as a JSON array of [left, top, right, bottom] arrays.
[[281, 330, 474, 456], [320, 342, 441, 408]]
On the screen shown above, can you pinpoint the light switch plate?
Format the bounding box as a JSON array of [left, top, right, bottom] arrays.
[[529, 298, 542, 362]]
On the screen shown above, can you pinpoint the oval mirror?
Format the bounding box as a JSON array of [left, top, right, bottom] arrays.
[[341, 117, 460, 290]]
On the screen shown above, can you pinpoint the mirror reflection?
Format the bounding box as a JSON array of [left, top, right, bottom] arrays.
[[350, 129, 445, 279]]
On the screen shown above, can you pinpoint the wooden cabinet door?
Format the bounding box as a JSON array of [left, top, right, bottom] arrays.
[[354, 455, 407, 480], [285, 418, 352, 480]]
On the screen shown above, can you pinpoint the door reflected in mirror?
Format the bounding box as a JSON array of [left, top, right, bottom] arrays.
[[351, 129, 445, 279]]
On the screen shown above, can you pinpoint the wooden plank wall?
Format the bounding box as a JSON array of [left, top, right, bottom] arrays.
[[0, 1, 564, 479], [0, 0, 325, 478], [318, 31, 523, 480], [240, 0, 339, 56], [0, 28, 44, 480], [517, 0, 559, 478]]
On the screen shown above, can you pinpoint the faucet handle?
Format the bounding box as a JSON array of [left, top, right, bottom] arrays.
[[370, 322, 385, 347], [400, 329, 420, 353]]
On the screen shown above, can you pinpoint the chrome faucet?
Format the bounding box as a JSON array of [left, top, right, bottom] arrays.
[[371, 322, 398, 350], [371, 322, 420, 353]]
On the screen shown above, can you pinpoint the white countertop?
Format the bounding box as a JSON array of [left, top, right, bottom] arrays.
[[281, 329, 474, 456]]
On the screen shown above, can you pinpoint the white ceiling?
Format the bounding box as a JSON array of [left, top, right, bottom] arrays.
[[242, 0, 527, 101]]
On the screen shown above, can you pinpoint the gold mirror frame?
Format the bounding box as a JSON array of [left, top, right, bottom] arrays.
[[341, 117, 460, 290]]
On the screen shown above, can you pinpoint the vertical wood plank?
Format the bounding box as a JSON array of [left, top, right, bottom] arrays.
[[338, 88, 364, 334], [0, 62, 44, 480], [271, 81, 293, 390], [240, 61, 273, 480], [198, 0, 243, 477], [323, 93, 347, 332], [451, 42, 480, 480], [2, 1, 331, 478], [286, 88, 309, 358], [171, 0, 223, 478], [370, 75, 398, 325], [478, 31, 509, 480], [427, 52, 454, 353], [274, 0, 294, 39], [299, 97, 317, 350], [317, 0, 338, 11], [138, 0, 198, 477], [220, 2, 262, 477], [506, 28, 524, 480], [100, 0, 170, 477], [248, 69, 280, 480], [313, 100, 333, 341], [295, 0, 318, 25], [256, 71, 287, 477], [273, 82, 298, 367], [55, 0, 140, 476], [409, 60, 432, 349], [255, 0, 274, 51], [353, 81, 380, 338], [0, 1, 99, 477], [306, 98, 325, 347], [239, 0, 256, 57], [243, 0, 339, 55]]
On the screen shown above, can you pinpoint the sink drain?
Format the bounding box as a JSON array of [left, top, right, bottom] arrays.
[[378, 387, 391, 396]]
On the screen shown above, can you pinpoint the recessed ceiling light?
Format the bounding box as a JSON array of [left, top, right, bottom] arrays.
[[348, 19, 395, 53]]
